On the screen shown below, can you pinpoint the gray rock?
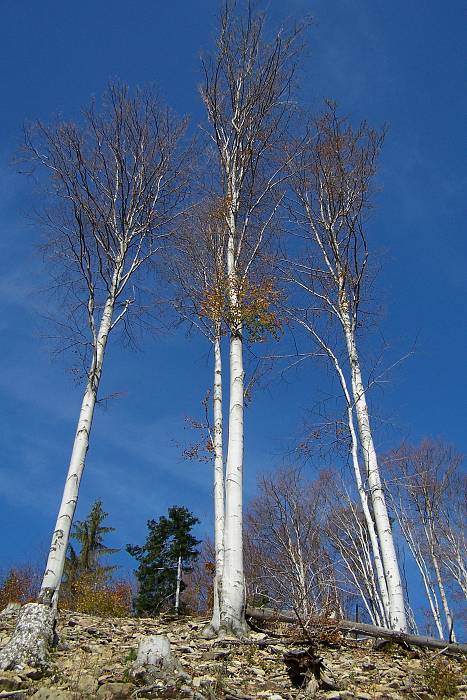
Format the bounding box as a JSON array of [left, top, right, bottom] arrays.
[[96, 681, 136, 699], [0, 603, 21, 617], [74, 673, 98, 695], [31, 690, 75, 700], [18, 665, 43, 680], [361, 662, 375, 671], [0, 671, 23, 690]]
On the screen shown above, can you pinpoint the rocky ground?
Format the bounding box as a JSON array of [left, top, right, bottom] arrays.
[[0, 605, 465, 699]]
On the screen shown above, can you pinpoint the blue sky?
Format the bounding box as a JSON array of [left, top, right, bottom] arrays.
[[0, 0, 466, 624]]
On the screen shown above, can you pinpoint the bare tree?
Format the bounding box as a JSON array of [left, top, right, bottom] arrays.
[[0, 84, 189, 670], [438, 477, 467, 601], [283, 103, 407, 630], [386, 440, 465, 641], [325, 485, 390, 627], [245, 467, 341, 622], [181, 540, 216, 616], [200, 0, 303, 635]]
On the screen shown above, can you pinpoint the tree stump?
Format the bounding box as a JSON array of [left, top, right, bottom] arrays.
[[134, 635, 175, 670]]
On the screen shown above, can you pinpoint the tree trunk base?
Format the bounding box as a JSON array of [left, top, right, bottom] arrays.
[[219, 616, 249, 639], [202, 602, 222, 639], [202, 622, 219, 639], [0, 603, 55, 671]]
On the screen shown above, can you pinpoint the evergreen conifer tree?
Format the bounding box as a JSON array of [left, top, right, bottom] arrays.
[[64, 499, 118, 589], [127, 506, 200, 616]]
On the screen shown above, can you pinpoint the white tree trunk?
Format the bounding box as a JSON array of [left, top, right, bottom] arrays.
[[175, 555, 182, 614], [297, 543, 310, 619], [220, 330, 247, 635], [0, 603, 55, 670], [0, 295, 116, 668], [300, 319, 390, 626], [220, 230, 247, 636], [134, 635, 175, 670], [441, 530, 467, 599], [391, 505, 445, 638], [417, 561, 444, 638], [0, 294, 116, 670], [346, 400, 390, 626], [431, 550, 456, 642], [38, 294, 115, 603], [344, 323, 407, 631], [340, 546, 381, 626], [205, 332, 225, 636]]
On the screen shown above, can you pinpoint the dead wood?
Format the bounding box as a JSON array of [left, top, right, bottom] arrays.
[[246, 606, 467, 655]]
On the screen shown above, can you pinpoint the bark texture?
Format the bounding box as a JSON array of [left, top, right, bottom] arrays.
[[205, 334, 225, 637], [220, 330, 248, 637], [219, 215, 248, 637], [330, 345, 390, 626], [0, 603, 55, 670], [134, 635, 175, 670], [344, 324, 407, 632]]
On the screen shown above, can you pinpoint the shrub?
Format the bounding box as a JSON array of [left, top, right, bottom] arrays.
[[0, 566, 39, 608], [62, 572, 132, 618], [423, 657, 465, 699]]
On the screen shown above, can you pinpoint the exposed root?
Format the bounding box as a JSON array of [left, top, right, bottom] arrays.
[[201, 622, 219, 639], [218, 617, 250, 640]]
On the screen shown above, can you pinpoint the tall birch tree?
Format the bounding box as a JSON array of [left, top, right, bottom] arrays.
[[171, 197, 284, 634], [285, 104, 407, 630], [168, 199, 228, 632], [0, 85, 188, 670], [201, 1, 302, 636]]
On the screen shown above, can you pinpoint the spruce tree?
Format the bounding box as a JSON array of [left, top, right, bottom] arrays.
[[64, 499, 118, 589], [127, 506, 200, 616]]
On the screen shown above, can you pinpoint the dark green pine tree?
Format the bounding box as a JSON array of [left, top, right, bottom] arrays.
[[127, 506, 200, 616], [64, 499, 118, 587]]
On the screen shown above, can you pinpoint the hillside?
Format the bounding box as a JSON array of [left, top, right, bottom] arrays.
[[0, 606, 465, 699]]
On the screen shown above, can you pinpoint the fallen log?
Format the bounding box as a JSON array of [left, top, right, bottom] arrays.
[[245, 606, 467, 655]]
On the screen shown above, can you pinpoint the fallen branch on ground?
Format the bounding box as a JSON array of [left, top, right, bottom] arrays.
[[245, 606, 467, 655]]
